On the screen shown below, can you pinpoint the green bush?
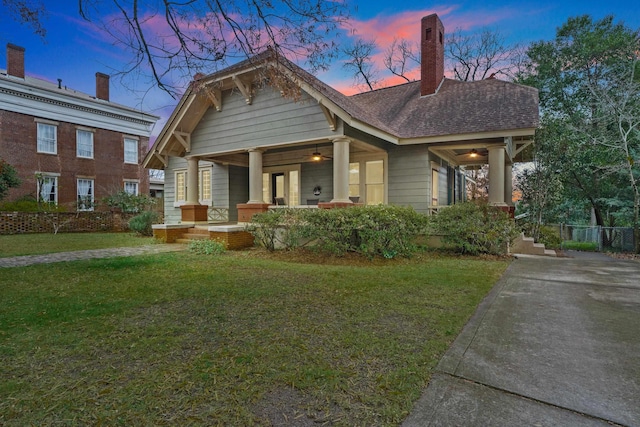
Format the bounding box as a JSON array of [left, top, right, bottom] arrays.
[[0, 195, 67, 212], [128, 211, 160, 236], [188, 239, 226, 255], [247, 205, 429, 258], [561, 241, 598, 251], [246, 208, 307, 251], [431, 202, 518, 256], [103, 190, 156, 213]]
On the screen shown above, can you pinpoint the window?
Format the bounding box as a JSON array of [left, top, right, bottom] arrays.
[[365, 160, 384, 205], [77, 179, 94, 211], [349, 162, 360, 197], [76, 129, 94, 158], [37, 175, 58, 204], [124, 138, 138, 164], [124, 181, 138, 195], [37, 123, 57, 154], [175, 171, 186, 203], [349, 158, 385, 205], [200, 169, 211, 202]]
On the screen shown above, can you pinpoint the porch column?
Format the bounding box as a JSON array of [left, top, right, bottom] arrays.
[[181, 156, 208, 222], [186, 156, 200, 205], [504, 163, 513, 206], [487, 145, 506, 206], [331, 137, 351, 203], [247, 148, 264, 204]]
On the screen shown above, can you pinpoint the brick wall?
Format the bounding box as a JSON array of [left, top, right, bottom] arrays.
[[0, 211, 137, 234], [0, 110, 150, 209]]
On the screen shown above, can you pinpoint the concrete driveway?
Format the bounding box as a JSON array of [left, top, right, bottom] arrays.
[[403, 253, 640, 426]]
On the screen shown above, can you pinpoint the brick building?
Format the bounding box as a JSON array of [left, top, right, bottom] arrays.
[[0, 43, 158, 211]]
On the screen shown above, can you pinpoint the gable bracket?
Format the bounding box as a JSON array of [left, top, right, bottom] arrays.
[[154, 152, 168, 168], [319, 103, 337, 131], [232, 75, 252, 105], [174, 131, 191, 153], [205, 86, 222, 111], [514, 140, 533, 157]]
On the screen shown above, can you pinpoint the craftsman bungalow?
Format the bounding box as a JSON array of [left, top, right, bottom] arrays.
[[144, 14, 539, 247]]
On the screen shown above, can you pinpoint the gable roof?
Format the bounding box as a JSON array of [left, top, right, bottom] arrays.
[[144, 51, 538, 168]]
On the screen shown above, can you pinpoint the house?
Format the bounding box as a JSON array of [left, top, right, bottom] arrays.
[[144, 14, 539, 246], [0, 43, 159, 211]]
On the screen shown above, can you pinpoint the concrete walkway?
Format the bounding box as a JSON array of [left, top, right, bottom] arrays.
[[0, 244, 186, 268], [403, 253, 640, 427]]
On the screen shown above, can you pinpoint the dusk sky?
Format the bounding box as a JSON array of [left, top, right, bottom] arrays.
[[1, 0, 639, 139]]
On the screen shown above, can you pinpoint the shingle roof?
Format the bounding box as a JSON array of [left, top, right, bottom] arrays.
[[347, 78, 539, 139]]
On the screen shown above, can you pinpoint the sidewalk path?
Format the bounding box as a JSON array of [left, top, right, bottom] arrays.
[[403, 254, 640, 426], [0, 244, 187, 268]]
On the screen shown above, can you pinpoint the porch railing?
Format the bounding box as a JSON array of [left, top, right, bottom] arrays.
[[208, 207, 229, 223]]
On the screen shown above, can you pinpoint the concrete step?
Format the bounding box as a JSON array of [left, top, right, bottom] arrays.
[[512, 232, 555, 257]]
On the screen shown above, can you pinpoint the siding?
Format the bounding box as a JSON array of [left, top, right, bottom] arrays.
[[301, 162, 333, 204], [228, 165, 248, 221], [387, 145, 431, 213], [163, 156, 186, 224], [190, 86, 334, 155]]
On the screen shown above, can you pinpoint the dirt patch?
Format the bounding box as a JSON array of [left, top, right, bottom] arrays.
[[252, 387, 339, 426]]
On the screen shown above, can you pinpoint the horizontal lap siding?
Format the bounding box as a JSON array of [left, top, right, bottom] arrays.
[[387, 145, 430, 214], [301, 162, 333, 204], [163, 157, 186, 224], [190, 87, 333, 155], [228, 165, 248, 221]]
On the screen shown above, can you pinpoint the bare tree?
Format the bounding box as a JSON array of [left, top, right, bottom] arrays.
[[77, 0, 349, 98], [383, 37, 419, 82], [446, 27, 521, 81], [342, 38, 380, 91], [1, 0, 47, 37]]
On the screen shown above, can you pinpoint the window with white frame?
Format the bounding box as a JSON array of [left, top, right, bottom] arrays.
[[77, 178, 94, 211], [124, 138, 138, 164], [124, 181, 139, 195], [76, 129, 94, 158], [175, 171, 186, 203], [348, 158, 385, 205], [37, 122, 57, 154], [37, 174, 58, 204], [199, 168, 211, 203]]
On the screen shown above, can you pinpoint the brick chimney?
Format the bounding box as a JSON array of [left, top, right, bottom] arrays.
[[420, 14, 445, 96], [6, 44, 25, 79], [96, 72, 110, 101]]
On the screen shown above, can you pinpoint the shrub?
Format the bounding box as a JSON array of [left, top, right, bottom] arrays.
[[103, 190, 156, 213], [188, 239, 226, 255], [247, 205, 429, 258], [561, 241, 598, 252], [0, 158, 20, 202], [128, 211, 159, 236], [246, 208, 307, 251], [431, 202, 518, 256]]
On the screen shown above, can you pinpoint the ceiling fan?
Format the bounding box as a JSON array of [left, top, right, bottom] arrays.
[[307, 144, 332, 161]]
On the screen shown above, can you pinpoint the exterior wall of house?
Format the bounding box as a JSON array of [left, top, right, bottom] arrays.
[[0, 109, 150, 210], [387, 144, 431, 213], [227, 165, 248, 222], [189, 86, 335, 155], [163, 156, 183, 224], [301, 161, 333, 204]]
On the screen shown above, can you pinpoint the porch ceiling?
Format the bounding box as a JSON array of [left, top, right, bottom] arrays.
[[429, 136, 535, 167]]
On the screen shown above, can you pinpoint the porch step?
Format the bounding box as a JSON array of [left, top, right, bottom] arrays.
[[512, 233, 556, 257], [175, 226, 211, 244]]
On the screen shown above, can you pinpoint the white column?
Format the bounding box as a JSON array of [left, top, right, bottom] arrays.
[[186, 156, 200, 205], [331, 137, 351, 203], [504, 163, 513, 206], [248, 148, 264, 204], [487, 145, 506, 206]]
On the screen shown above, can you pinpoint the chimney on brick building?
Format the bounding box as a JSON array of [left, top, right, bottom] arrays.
[[6, 43, 26, 79], [96, 72, 110, 101], [420, 14, 445, 96]]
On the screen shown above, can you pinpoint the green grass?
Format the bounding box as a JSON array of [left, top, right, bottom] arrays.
[[0, 233, 155, 258], [0, 250, 508, 426], [561, 240, 599, 252]]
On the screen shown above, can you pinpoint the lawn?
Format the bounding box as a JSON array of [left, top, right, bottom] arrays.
[[0, 245, 508, 426], [0, 233, 155, 257]]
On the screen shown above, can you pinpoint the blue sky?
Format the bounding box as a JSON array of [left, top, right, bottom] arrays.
[[1, 1, 638, 139]]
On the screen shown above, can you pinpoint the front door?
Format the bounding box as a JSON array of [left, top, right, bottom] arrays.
[[272, 173, 285, 205]]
